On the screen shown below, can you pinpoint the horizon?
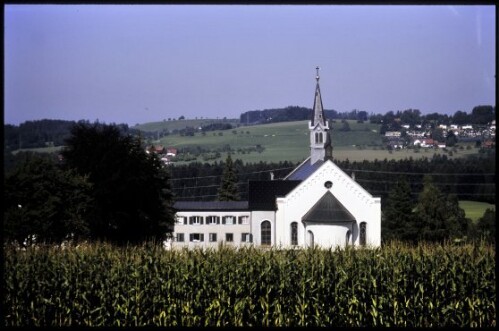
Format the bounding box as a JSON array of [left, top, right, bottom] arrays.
[[5, 5, 496, 126]]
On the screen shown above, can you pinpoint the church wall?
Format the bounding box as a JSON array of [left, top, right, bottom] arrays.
[[250, 211, 275, 246], [277, 160, 381, 248]]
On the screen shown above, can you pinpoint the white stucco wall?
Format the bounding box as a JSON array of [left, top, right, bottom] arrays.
[[276, 160, 381, 248], [173, 211, 251, 249]]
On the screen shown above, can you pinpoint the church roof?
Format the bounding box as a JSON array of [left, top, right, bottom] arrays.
[[311, 66, 326, 127], [173, 201, 248, 211], [248, 180, 301, 210], [285, 157, 324, 181], [302, 191, 355, 224]]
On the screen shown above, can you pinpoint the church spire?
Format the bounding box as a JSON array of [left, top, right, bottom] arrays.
[[309, 66, 332, 164], [311, 66, 326, 127]]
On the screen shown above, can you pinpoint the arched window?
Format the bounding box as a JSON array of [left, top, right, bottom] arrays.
[[291, 222, 298, 246], [360, 222, 367, 246], [307, 230, 314, 248], [315, 132, 323, 144], [261, 221, 271, 246], [346, 230, 351, 247]]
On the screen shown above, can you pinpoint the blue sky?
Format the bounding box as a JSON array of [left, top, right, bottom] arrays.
[[4, 5, 496, 126]]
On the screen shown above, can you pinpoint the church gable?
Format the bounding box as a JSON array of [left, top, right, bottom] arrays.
[[280, 159, 377, 224]]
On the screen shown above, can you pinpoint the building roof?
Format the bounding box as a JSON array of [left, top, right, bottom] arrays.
[[311, 67, 326, 127], [302, 191, 355, 224], [248, 180, 301, 211], [285, 158, 324, 181], [173, 201, 248, 211]]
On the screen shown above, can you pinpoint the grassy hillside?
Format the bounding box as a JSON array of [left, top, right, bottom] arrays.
[[154, 120, 481, 163], [459, 200, 496, 222], [8, 119, 484, 164], [133, 118, 239, 132]]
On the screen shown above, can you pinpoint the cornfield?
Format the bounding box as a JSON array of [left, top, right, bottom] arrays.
[[3, 241, 495, 327]]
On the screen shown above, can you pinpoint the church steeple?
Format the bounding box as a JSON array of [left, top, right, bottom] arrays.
[[309, 66, 332, 164], [311, 66, 326, 127]]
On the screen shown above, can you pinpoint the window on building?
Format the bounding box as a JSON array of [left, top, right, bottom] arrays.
[[291, 222, 298, 245], [189, 233, 204, 242], [238, 215, 250, 224], [346, 230, 351, 247], [206, 216, 220, 225], [315, 132, 323, 144], [222, 216, 235, 225], [241, 233, 253, 243], [176, 233, 184, 242], [307, 230, 314, 248], [176, 216, 187, 225], [261, 221, 271, 245], [209, 233, 217, 242], [360, 222, 367, 246], [189, 216, 203, 225], [225, 233, 234, 242]]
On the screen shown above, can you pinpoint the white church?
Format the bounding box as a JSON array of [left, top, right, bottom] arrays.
[[170, 69, 381, 249]]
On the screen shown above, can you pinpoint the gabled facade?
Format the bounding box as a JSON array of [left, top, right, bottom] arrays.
[[171, 68, 381, 249]]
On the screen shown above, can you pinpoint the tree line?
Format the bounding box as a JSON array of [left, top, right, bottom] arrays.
[[4, 122, 495, 247]]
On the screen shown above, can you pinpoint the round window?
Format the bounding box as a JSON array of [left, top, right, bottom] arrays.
[[324, 181, 333, 189]]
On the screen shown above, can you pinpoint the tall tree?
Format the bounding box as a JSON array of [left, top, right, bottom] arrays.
[[217, 153, 240, 201], [381, 177, 416, 242], [4, 156, 92, 246], [61, 122, 175, 245], [413, 175, 469, 242]]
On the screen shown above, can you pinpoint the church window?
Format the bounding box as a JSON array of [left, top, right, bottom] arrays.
[[315, 132, 323, 144], [291, 222, 298, 245], [346, 230, 351, 246], [360, 222, 367, 246], [324, 181, 332, 189], [261, 221, 271, 245], [307, 230, 314, 248]]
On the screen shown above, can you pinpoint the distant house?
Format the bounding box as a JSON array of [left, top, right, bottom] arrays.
[[436, 142, 446, 148], [385, 131, 401, 137], [413, 138, 434, 148], [483, 139, 495, 149], [166, 147, 178, 157]]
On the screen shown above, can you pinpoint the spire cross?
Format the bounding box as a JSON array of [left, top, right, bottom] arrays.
[[316, 66, 320, 82]]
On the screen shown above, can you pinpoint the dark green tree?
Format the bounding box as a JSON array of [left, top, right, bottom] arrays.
[[381, 177, 416, 242], [217, 153, 240, 201], [61, 122, 175, 245], [4, 155, 92, 246], [445, 130, 458, 147], [413, 175, 469, 242], [475, 208, 496, 242]]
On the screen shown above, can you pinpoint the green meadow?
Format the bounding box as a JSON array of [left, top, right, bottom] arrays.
[[459, 200, 496, 222], [150, 120, 480, 163], [10, 119, 483, 164]]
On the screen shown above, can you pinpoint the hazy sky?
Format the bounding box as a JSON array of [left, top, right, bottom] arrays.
[[4, 5, 496, 126]]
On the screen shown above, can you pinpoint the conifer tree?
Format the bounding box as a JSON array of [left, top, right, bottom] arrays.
[[217, 153, 240, 201], [381, 177, 416, 242], [414, 175, 468, 242]]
